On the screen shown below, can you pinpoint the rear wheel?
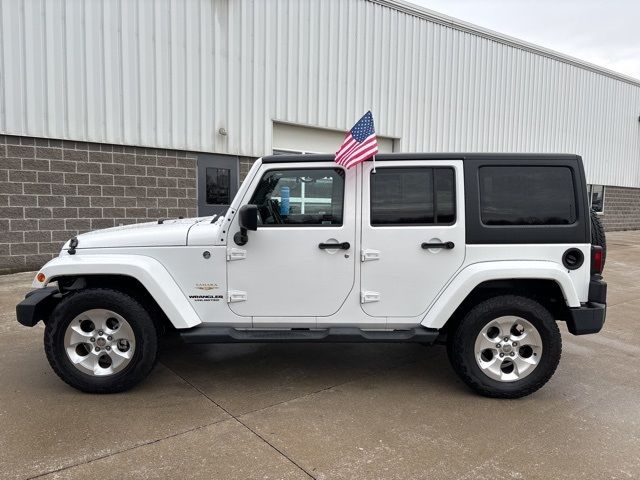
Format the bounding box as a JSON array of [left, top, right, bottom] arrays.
[[447, 295, 562, 398], [44, 288, 158, 393]]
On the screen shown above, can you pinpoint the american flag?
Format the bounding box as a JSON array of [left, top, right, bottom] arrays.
[[335, 111, 379, 169]]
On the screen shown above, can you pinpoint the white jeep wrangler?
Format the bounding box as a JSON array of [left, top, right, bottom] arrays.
[[17, 153, 607, 398]]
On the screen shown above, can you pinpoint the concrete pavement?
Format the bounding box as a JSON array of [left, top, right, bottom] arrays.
[[1, 231, 640, 479]]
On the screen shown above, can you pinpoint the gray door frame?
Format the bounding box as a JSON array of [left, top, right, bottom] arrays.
[[197, 154, 239, 216]]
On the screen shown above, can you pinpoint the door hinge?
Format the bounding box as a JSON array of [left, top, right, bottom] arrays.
[[227, 290, 247, 303], [227, 248, 247, 261], [361, 249, 381, 262], [360, 291, 381, 303]]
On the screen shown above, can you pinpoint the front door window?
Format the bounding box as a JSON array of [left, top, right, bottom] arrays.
[[249, 168, 344, 226]]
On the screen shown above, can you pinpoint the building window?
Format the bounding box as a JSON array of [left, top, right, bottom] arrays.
[[479, 166, 577, 226], [588, 184, 605, 213], [370, 167, 456, 226], [249, 168, 344, 226], [205, 167, 231, 205]]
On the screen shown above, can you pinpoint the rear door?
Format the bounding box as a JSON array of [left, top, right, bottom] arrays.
[[360, 160, 465, 319]]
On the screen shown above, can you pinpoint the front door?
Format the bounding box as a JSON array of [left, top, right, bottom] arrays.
[[226, 162, 356, 320], [197, 154, 239, 216], [360, 160, 465, 319]]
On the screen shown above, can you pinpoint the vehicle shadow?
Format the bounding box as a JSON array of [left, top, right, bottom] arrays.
[[157, 338, 469, 414]]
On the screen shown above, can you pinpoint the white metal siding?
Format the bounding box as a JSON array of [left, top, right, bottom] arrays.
[[1, 0, 639, 187]]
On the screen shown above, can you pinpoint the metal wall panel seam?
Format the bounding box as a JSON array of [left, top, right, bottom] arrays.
[[368, 0, 640, 87], [0, 0, 6, 133]]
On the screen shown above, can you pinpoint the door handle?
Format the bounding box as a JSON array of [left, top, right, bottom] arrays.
[[318, 242, 351, 250], [421, 241, 455, 250]]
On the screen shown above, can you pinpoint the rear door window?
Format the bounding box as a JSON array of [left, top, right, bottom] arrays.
[[479, 166, 577, 225], [370, 167, 456, 226]]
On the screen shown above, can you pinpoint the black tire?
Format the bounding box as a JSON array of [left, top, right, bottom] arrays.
[[447, 295, 562, 398], [44, 288, 158, 393], [590, 209, 606, 269]]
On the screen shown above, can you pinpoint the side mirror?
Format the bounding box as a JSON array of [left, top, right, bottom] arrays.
[[234, 204, 258, 245], [239, 204, 258, 231]]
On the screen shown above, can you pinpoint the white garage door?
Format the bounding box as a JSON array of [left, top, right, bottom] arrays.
[[273, 122, 395, 154]]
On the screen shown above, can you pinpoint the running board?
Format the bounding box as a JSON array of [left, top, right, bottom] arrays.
[[179, 326, 439, 344]]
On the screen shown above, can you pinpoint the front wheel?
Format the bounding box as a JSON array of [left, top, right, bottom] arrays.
[[447, 295, 562, 398], [44, 288, 158, 393]]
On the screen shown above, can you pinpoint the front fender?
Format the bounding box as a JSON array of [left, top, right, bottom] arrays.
[[34, 254, 202, 329], [421, 261, 580, 329]]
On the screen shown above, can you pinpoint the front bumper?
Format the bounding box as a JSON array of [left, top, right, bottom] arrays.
[[566, 275, 607, 335], [16, 287, 60, 327]]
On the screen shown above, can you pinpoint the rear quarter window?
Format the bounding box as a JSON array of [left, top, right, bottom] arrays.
[[479, 166, 577, 226]]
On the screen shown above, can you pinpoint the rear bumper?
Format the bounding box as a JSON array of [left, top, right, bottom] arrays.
[[16, 286, 59, 327], [567, 302, 606, 335], [567, 275, 607, 335]]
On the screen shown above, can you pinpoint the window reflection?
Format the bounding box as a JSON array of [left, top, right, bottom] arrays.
[[206, 168, 230, 205]]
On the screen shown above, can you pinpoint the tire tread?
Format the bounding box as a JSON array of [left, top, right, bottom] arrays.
[[447, 295, 562, 399], [44, 288, 158, 393]]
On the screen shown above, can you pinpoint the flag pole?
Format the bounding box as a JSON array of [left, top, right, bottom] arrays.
[[372, 154, 376, 174]]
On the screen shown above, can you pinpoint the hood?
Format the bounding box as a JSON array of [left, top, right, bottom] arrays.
[[62, 216, 218, 250]]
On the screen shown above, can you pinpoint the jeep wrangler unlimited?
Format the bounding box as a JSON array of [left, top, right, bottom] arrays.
[[16, 153, 607, 398]]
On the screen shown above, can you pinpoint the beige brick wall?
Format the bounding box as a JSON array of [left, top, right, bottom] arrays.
[[601, 186, 640, 232], [0, 135, 198, 274]]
